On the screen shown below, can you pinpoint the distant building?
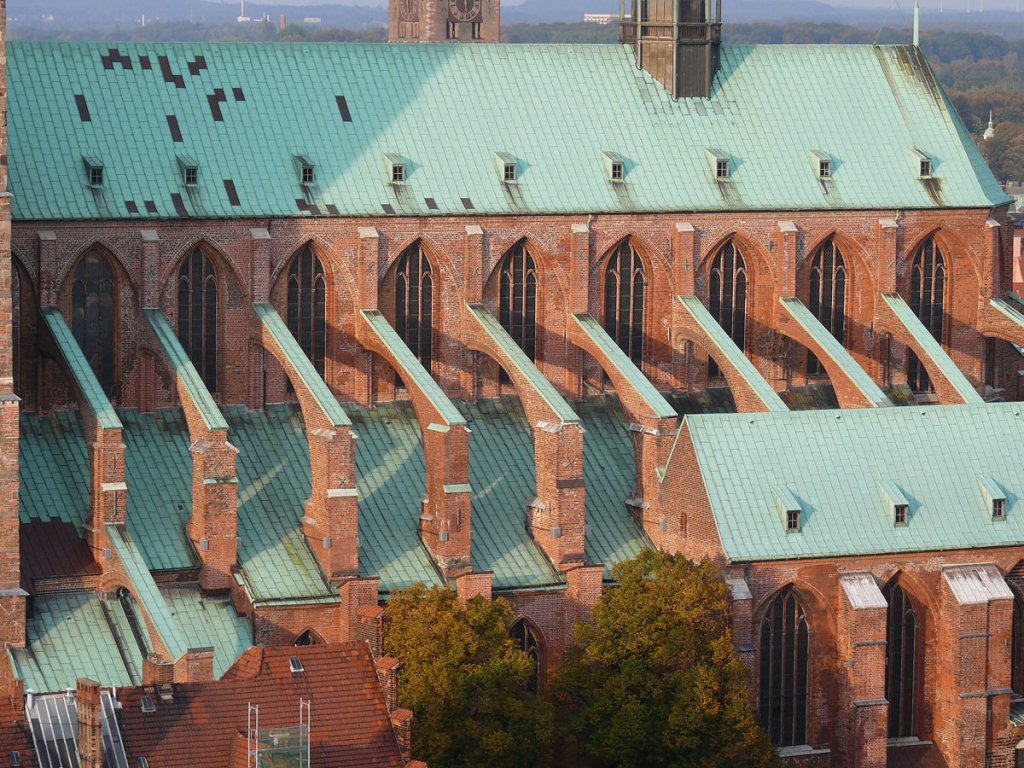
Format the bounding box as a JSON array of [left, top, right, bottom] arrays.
[[583, 13, 617, 24]]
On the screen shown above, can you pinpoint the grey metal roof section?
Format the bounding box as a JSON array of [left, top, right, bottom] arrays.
[[570, 312, 677, 419], [359, 310, 466, 426], [879, 293, 984, 404], [942, 563, 1014, 604], [778, 297, 892, 408], [144, 308, 228, 432], [839, 573, 887, 609], [466, 304, 579, 424], [27, 689, 130, 768], [40, 308, 122, 430], [676, 296, 788, 412], [253, 302, 351, 427]]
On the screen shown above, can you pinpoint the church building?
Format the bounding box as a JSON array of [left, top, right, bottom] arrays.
[[2, 0, 1024, 764]]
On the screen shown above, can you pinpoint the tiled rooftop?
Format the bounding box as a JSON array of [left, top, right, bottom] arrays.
[[7, 42, 1009, 221]]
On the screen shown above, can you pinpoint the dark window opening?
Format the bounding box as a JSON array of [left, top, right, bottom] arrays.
[[985, 337, 999, 389], [894, 504, 909, 526], [89, 166, 104, 187], [807, 238, 847, 376], [301, 165, 315, 185], [758, 587, 809, 748], [907, 237, 946, 394], [884, 581, 919, 739], [1013, 592, 1024, 696], [177, 248, 219, 393], [786, 509, 800, 533], [12, 268, 20, 397], [184, 166, 198, 186], [287, 245, 328, 377], [603, 242, 646, 368], [995, 499, 1006, 520], [395, 243, 434, 376], [510, 619, 541, 694], [920, 159, 932, 178], [708, 240, 747, 379], [499, 242, 538, 380], [294, 630, 321, 647], [71, 249, 117, 396]]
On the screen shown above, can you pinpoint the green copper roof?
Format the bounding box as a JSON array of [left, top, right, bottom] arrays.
[[10, 42, 1005, 221], [160, 586, 253, 677], [19, 411, 90, 529], [570, 314, 677, 419], [360, 310, 465, 427], [467, 305, 579, 424], [880, 293, 984, 404], [40, 309, 121, 429], [677, 296, 788, 412], [108, 525, 189, 661], [253, 303, 351, 427], [991, 296, 1024, 330], [144, 309, 228, 432], [685, 403, 1024, 563], [778, 297, 892, 408], [11, 591, 149, 692], [226, 405, 336, 603]]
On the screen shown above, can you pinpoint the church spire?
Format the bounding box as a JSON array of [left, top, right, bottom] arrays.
[[984, 111, 996, 140]]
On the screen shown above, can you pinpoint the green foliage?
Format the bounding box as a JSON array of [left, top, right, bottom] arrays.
[[383, 585, 553, 768], [556, 551, 780, 768]]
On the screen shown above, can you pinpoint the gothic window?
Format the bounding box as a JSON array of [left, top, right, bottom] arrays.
[[1013, 592, 1024, 697], [758, 588, 809, 748], [395, 243, 434, 372], [807, 238, 847, 375], [510, 619, 542, 694], [708, 240, 747, 379], [177, 248, 218, 393], [499, 242, 538, 362], [603, 241, 646, 367], [884, 581, 919, 738], [70, 249, 117, 396], [294, 629, 322, 646], [286, 245, 327, 376], [12, 267, 20, 396], [908, 237, 946, 394]]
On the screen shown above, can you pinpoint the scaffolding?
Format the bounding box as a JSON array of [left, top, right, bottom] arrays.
[[247, 701, 311, 768]]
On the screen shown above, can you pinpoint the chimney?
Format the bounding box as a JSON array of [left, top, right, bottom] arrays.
[[622, 0, 723, 99], [280, 14, 286, 30], [77, 679, 103, 768]]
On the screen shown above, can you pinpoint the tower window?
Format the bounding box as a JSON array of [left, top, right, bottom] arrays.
[[603, 241, 646, 367], [177, 247, 218, 393], [287, 244, 328, 377], [395, 243, 433, 372]]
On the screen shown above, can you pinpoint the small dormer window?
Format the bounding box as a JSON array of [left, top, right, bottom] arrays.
[[894, 504, 909, 526], [611, 161, 624, 181], [10, 752, 23, 767], [786, 509, 801, 533], [301, 165, 315, 185], [503, 162, 517, 183], [993, 498, 1006, 520], [819, 159, 831, 179], [919, 158, 932, 178], [716, 159, 730, 179], [392, 163, 406, 184], [89, 166, 104, 187], [184, 166, 198, 186]]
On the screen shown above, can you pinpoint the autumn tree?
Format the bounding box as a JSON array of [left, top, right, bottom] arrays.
[[383, 585, 553, 768], [555, 551, 780, 768]]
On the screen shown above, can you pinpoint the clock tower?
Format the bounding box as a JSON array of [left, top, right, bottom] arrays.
[[389, 0, 501, 43]]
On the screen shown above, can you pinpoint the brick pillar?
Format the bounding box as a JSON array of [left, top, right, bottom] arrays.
[[565, 565, 603, 629], [875, 218, 900, 385], [77, 679, 103, 768], [530, 422, 586, 571], [248, 229, 271, 410], [84, 414, 126, 561], [354, 228, 380, 407], [566, 223, 591, 400], [984, 217, 1003, 298], [836, 574, 888, 768], [376, 657, 400, 712], [461, 226, 485, 401], [142, 654, 174, 685], [420, 423, 472, 577], [455, 571, 493, 603], [390, 709, 414, 764], [726, 576, 756, 692], [340, 577, 380, 646], [37, 231, 57, 307], [304, 425, 359, 580], [673, 223, 698, 390], [183, 647, 214, 682], [189, 436, 238, 592]]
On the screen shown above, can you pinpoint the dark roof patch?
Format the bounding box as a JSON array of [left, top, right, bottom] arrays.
[[139, 55, 152, 70], [336, 95, 352, 122], [144, 200, 158, 214], [186, 56, 208, 76], [326, 204, 339, 215], [381, 203, 395, 215], [232, 87, 245, 102], [207, 89, 227, 122], [224, 180, 241, 207], [424, 197, 438, 210], [461, 197, 475, 210], [171, 192, 188, 217], [158, 56, 185, 88], [166, 115, 183, 143], [125, 200, 139, 214], [100, 48, 132, 71], [74, 94, 91, 122]]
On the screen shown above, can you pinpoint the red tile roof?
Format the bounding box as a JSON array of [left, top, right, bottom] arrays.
[[0, 695, 39, 768], [116, 643, 406, 768]]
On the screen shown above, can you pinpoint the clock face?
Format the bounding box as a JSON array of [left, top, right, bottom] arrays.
[[449, 0, 482, 23], [398, 0, 419, 21]]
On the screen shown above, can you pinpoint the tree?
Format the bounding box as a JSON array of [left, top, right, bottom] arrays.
[[383, 585, 553, 768], [555, 551, 780, 768]]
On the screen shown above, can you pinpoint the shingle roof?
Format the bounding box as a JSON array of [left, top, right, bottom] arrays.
[[7, 42, 1008, 221], [684, 402, 1024, 563], [0, 697, 37, 768], [116, 644, 406, 768]]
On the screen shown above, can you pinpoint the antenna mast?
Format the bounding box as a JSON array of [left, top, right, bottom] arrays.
[[913, 0, 920, 47]]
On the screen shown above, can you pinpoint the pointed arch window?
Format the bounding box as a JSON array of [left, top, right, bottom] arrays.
[[287, 245, 327, 377], [708, 240, 747, 379], [908, 237, 946, 394], [395, 243, 434, 372], [499, 242, 538, 362], [884, 581, 919, 738], [71, 249, 117, 396], [603, 241, 646, 366], [294, 629, 323, 647], [510, 619, 542, 694], [177, 248, 218, 393], [758, 587, 809, 748], [807, 238, 847, 375]]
